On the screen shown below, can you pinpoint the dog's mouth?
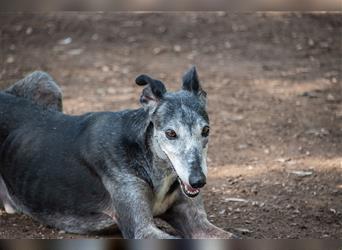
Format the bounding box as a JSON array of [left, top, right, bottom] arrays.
[[178, 177, 200, 198], [161, 149, 201, 198]]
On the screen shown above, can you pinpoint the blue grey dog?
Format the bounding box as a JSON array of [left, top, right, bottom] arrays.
[[0, 67, 235, 239]]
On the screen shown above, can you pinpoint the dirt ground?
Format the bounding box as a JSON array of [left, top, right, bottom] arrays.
[[0, 12, 341, 239]]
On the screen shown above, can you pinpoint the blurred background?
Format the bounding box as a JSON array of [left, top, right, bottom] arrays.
[[0, 12, 341, 239]]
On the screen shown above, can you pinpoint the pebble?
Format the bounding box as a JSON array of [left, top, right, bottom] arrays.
[[329, 208, 336, 214], [101, 65, 110, 72], [153, 47, 162, 55], [59, 37, 72, 45], [326, 94, 335, 102], [238, 144, 248, 149], [308, 38, 315, 46], [219, 209, 226, 215], [234, 228, 252, 234], [173, 45, 182, 52], [224, 198, 249, 203], [68, 48, 83, 56], [331, 77, 337, 84], [296, 44, 303, 50], [26, 27, 33, 35], [289, 170, 313, 177], [276, 158, 291, 163], [6, 56, 14, 64], [224, 41, 232, 49]]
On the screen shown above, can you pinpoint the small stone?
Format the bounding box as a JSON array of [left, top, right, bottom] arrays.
[[308, 38, 315, 47], [238, 144, 248, 149], [326, 94, 335, 102], [173, 45, 182, 53], [219, 209, 226, 215], [224, 198, 249, 203], [6, 56, 14, 64], [228, 115, 244, 121], [59, 37, 72, 45], [26, 27, 33, 35], [101, 65, 110, 72], [234, 228, 252, 234], [153, 47, 162, 55], [217, 11, 226, 17], [276, 158, 291, 163], [294, 209, 300, 214], [224, 41, 232, 49], [329, 208, 336, 214], [289, 170, 313, 177], [296, 44, 302, 50]]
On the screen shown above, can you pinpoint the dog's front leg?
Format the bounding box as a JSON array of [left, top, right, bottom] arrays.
[[103, 175, 177, 239], [162, 194, 236, 239]]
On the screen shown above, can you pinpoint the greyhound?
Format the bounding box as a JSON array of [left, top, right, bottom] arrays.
[[0, 67, 235, 239]]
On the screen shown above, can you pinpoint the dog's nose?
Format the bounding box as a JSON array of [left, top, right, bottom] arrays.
[[189, 172, 206, 189]]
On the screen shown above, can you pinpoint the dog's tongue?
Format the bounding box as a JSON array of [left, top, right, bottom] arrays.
[[185, 183, 198, 192]]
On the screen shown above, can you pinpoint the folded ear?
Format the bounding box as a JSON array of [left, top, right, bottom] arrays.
[[182, 66, 207, 102], [136, 74, 166, 112]]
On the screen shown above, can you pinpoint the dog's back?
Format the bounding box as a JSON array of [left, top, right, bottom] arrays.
[[0, 73, 115, 233]]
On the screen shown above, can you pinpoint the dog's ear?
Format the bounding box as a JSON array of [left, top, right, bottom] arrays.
[[136, 74, 166, 112], [182, 66, 207, 102]]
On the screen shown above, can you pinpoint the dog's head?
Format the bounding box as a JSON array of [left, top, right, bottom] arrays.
[[136, 66, 209, 198]]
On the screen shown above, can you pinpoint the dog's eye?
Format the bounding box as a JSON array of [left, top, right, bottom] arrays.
[[201, 126, 210, 137], [165, 129, 177, 139]]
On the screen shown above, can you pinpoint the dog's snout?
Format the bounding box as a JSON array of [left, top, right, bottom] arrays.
[[189, 172, 206, 189]]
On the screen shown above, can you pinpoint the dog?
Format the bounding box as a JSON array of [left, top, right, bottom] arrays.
[[0, 67, 235, 239]]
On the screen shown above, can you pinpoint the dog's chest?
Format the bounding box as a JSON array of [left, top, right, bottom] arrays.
[[152, 174, 179, 216]]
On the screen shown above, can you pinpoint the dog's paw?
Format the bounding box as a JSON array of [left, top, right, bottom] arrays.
[[191, 226, 239, 239], [213, 230, 239, 239], [3, 202, 17, 214]]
